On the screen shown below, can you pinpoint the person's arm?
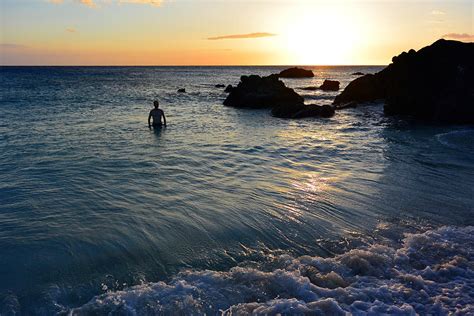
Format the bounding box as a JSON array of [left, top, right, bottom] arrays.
[[148, 111, 152, 127], [162, 111, 167, 127]]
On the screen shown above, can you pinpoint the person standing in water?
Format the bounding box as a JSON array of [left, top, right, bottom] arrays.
[[148, 100, 167, 128]]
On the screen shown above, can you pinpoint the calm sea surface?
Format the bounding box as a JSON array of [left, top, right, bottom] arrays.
[[0, 66, 473, 314]]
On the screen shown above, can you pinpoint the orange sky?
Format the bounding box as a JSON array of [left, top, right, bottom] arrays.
[[1, 0, 473, 65]]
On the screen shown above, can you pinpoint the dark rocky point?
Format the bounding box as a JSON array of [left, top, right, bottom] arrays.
[[178, 88, 186, 93], [319, 80, 340, 91], [351, 72, 365, 76], [334, 39, 474, 123], [215, 84, 225, 88], [278, 67, 314, 78], [224, 85, 233, 93]]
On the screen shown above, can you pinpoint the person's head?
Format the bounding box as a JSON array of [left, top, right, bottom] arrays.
[[153, 100, 159, 108]]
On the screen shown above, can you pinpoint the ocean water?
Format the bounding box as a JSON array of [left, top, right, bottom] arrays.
[[0, 66, 473, 314]]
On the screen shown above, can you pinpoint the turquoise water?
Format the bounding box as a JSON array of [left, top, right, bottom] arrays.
[[0, 66, 473, 314]]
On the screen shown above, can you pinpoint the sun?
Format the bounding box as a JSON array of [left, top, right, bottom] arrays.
[[279, 6, 362, 65]]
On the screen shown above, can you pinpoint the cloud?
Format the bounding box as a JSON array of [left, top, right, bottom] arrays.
[[66, 28, 77, 33], [207, 32, 277, 40], [431, 10, 445, 15], [442, 33, 474, 42], [118, 0, 163, 6], [0, 43, 27, 49], [47, 0, 163, 7]]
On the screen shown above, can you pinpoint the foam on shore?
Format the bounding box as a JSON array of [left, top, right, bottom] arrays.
[[71, 226, 474, 315]]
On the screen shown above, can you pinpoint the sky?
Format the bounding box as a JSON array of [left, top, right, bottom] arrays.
[[0, 0, 473, 65]]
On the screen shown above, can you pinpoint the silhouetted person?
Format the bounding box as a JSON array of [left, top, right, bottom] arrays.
[[148, 100, 167, 128]]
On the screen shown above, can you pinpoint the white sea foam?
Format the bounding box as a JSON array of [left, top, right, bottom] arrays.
[[71, 226, 474, 315]]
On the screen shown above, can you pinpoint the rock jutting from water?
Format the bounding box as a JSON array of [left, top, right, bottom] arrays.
[[224, 85, 234, 93], [223, 74, 334, 119], [278, 67, 314, 78], [333, 39, 474, 123], [215, 84, 226, 88], [319, 80, 340, 91], [178, 88, 186, 93], [351, 72, 364, 76]]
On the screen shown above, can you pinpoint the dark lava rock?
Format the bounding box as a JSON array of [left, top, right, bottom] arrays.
[[215, 84, 225, 88], [272, 104, 335, 119], [334, 39, 474, 123], [278, 67, 314, 78], [223, 74, 303, 110], [224, 85, 233, 93], [319, 80, 340, 91], [300, 86, 319, 91], [224, 74, 335, 119], [177, 88, 186, 93], [352, 72, 365, 76]]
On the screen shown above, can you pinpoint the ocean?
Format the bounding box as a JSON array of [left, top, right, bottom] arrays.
[[0, 66, 473, 314]]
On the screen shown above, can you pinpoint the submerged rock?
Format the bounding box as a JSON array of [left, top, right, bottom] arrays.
[[300, 86, 319, 91], [177, 88, 186, 93], [319, 80, 340, 91], [334, 39, 474, 123], [278, 67, 314, 78], [272, 104, 335, 119]]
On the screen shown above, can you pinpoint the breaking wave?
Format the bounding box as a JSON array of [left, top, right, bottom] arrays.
[[71, 226, 474, 315]]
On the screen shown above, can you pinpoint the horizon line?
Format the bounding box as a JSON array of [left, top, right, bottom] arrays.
[[0, 64, 388, 67]]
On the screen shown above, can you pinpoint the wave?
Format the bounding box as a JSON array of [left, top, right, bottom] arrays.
[[436, 129, 474, 152], [70, 225, 473, 315]]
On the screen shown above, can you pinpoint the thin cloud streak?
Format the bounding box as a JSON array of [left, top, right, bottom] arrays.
[[207, 32, 277, 41], [442, 33, 474, 42], [47, 0, 163, 8]]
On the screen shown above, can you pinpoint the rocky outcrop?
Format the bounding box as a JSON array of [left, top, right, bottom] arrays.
[[333, 74, 383, 105], [351, 72, 364, 76], [224, 85, 233, 93], [177, 88, 186, 93], [334, 39, 474, 123], [215, 84, 225, 88], [224, 74, 303, 109], [278, 67, 314, 78], [319, 80, 340, 91], [223, 74, 333, 119]]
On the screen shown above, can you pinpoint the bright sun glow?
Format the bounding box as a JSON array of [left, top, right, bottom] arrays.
[[280, 6, 362, 65]]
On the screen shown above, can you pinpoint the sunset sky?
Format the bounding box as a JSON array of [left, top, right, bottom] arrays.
[[1, 0, 472, 65]]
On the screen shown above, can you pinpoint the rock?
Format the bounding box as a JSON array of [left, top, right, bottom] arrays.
[[300, 86, 319, 91], [319, 80, 340, 91], [272, 104, 335, 119], [278, 67, 314, 78], [223, 74, 335, 119], [215, 84, 225, 88], [352, 72, 365, 76], [223, 74, 304, 110], [334, 39, 474, 123], [177, 88, 186, 93], [224, 85, 233, 93], [333, 74, 382, 104]]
